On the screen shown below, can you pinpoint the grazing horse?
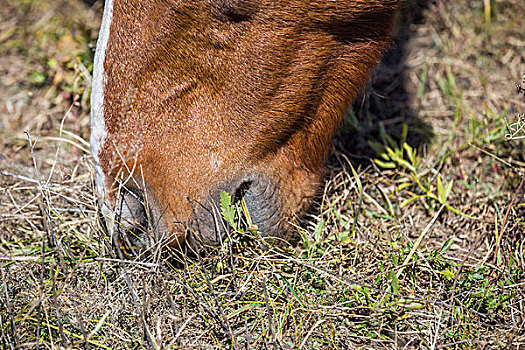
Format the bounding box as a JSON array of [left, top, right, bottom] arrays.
[[90, 0, 400, 252]]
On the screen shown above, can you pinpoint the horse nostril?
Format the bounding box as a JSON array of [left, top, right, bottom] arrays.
[[234, 180, 253, 201], [114, 187, 151, 256]]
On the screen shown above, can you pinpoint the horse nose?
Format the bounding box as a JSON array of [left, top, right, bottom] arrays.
[[110, 175, 287, 252]]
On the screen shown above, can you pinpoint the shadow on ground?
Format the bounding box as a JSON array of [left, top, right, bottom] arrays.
[[332, 0, 435, 167]]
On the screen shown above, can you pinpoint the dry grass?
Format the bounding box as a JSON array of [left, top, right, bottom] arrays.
[[1, 0, 524, 349]]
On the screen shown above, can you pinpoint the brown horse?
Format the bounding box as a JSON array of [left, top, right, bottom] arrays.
[[90, 0, 400, 253]]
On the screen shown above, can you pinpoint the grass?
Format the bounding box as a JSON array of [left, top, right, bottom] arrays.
[[1, 0, 524, 348]]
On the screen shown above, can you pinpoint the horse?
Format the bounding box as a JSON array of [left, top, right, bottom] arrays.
[[90, 0, 401, 253]]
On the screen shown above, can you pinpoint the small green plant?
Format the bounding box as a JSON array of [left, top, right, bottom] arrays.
[[372, 138, 474, 219], [220, 190, 238, 231], [219, 190, 261, 238]]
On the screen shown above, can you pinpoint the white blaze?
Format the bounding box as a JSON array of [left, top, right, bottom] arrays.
[[90, 0, 114, 216]]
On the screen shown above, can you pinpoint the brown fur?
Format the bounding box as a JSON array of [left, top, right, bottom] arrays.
[[97, 0, 401, 248]]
